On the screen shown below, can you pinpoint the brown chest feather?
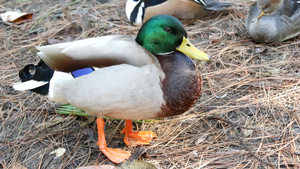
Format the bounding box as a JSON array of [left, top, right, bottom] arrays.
[[156, 51, 201, 118]]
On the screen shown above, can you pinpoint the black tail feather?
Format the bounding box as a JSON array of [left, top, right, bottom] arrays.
[[18, 60, 54, 95], [19, 60, 54, 82], [19, 64, 35, 82]]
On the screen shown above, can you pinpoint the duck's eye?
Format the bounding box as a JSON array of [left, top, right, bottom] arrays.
[[164, 27, 172, 33]]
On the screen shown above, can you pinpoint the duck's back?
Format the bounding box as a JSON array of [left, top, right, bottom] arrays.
[[37, 35, 155, 72]]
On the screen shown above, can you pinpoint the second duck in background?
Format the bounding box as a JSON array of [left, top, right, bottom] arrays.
[[126, 0, 233, 25], [245, 0, 300, 43]]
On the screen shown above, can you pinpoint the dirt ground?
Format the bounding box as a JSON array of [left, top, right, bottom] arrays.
[[1, 0, 299, 168]]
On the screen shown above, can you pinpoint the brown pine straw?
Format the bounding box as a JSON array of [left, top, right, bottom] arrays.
[[1, 0, 299, 168]]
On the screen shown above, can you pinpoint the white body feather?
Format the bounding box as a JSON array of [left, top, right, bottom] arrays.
[[48, 64, 165, 119]]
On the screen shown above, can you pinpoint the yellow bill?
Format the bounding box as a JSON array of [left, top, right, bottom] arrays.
[[257, 11, 265, 19], [176, 37, 210, 61]]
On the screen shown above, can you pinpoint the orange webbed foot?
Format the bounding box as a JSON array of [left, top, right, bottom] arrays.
[[123, 130, 157, 147], [99, 146, 131, 164], [97, 118, 130, 163], [121, 120, 157, 147]]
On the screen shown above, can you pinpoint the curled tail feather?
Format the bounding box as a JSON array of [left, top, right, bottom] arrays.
[[13, 60, 54, 95]]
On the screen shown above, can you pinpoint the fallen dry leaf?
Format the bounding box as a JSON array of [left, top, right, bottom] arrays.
[[268, 69, 281, 75], [128, 147, 147, 161], [195, 133, 209, 145], [241, 129, 253, 137], [118, 159, 157, 169], [1, 11, 33, 25], [50, 148, 66, 158], [78, 166, 116, 169], [254, 47, 267, 54]]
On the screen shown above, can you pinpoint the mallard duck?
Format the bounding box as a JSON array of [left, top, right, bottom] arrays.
[[13, 15, 210, 163], [245, 0, 300, 43], [126, 0, 233, 25]]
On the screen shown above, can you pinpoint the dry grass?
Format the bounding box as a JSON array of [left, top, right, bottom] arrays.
[[1, 0, 300, 168]]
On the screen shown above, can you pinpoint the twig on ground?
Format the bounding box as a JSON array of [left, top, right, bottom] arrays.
[[206, 116, 275, 168], [60, 0, 82, 33]]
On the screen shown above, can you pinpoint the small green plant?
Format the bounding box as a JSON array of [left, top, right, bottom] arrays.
[[56, 104, 90, 117], [56, 104, 160, 123]]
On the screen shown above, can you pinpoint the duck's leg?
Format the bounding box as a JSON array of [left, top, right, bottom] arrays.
[[121, 120, 157, 147], [97, 118, 130, 163]]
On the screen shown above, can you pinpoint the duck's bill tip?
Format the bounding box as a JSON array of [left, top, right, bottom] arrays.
[[205, 54, 211, 61], [176, 37, 210, 61], [191, 52, 210, 61], [257, 11, 265, 19]]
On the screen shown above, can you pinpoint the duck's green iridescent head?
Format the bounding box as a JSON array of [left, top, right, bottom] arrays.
[[136, 15, 210, 61]]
